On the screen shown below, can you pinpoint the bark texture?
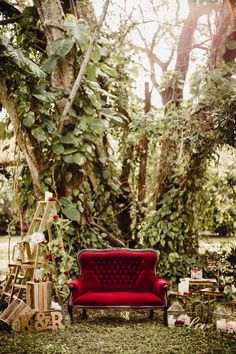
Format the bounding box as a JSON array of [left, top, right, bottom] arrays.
[[162, 2, 215, 105], [0, 77, 42, 197], [34, 0, 76, 96]]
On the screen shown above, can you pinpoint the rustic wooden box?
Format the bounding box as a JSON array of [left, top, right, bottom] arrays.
[[0, 298, 33, 327], [26, 281, 51, 311]]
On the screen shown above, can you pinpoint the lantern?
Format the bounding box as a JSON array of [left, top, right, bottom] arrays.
[[213, 306, 229, 331], [167, 301, 185, 327]]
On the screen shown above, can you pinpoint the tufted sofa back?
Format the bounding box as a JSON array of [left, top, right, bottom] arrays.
[[77, 249, 160, 292]]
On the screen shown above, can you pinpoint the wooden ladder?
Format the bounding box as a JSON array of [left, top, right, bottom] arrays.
[[0, 200, 57, 307]]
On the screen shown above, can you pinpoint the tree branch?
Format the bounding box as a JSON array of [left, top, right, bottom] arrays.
[[61, 0, 110, 118], [128, 42, 167, 70], [90, 222, 126, 247], [0, 14, 23, 25]]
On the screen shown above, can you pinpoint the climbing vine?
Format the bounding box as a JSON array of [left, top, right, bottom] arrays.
[[139, 64, 236, 282]]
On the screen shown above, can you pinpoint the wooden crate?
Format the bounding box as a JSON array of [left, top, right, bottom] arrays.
[[26, 281, 51, 311], [0, 298, 33, 327]]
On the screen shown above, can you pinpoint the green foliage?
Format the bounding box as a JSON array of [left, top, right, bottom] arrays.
[[139, 65, 236, 282], [0, 35, 46, 78], [65, 15, 91, 49], [202, 243, 236, 286], [160, 70, 184, 93], [195, 152, 236, 236]]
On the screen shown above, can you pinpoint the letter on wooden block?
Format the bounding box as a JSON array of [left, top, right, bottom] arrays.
[[51, 311, 64, 330], [35, 312, 50, 331], [19, 313, 33, 333]]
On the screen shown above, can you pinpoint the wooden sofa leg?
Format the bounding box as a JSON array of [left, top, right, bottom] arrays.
[[149, 309, 154, 319], [81, 309, 88, 319], [68, 305, 74, 324], [163, 307, 168, 326]]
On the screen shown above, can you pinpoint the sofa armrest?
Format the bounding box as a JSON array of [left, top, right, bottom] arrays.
[[153, 278, 169, 304], [68, 278, 84, 305]]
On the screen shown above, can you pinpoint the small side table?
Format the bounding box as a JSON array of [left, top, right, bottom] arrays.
[[189, 278, 217, 288], [168, 291, 197, 312], [199, 289, 223, 300]]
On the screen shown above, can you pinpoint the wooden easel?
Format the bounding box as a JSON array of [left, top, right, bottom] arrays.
[[0, 200, 59, 307]]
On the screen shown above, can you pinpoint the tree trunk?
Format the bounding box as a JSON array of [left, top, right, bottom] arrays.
[[0, 77, 43, 197], [134, 82, 150, 241], [138, 82, 150, 203], [162, 2, 215, 105], [34, 0, 76, 96]]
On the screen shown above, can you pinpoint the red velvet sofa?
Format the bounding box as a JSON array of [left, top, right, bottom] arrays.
[[68, 248, 168, 323]]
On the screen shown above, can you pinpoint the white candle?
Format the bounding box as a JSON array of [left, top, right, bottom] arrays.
[[184, 278, 189, 292], [178, 282, 186, 295], [168, 315, 176, 328], [216, 319, 226, 331], [45, 191, 53, 201]]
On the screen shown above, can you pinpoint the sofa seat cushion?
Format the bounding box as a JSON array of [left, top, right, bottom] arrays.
[[73, 292, 163, 307]]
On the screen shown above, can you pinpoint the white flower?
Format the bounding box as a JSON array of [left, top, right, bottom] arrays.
[[177, 314, 191, 326], [30, 232, 45, 244], [226, 321, 236, 333], [50, 301, 61, 310]]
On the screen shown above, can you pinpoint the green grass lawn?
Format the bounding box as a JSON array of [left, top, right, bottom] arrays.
[[0, 311, 235, 354]]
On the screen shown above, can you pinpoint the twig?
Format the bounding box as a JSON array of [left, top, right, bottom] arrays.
[[176, 130, 184, 165], [61, 0, 110, 120], [90, 222, 126, 247], [0, 15, 23, 26]]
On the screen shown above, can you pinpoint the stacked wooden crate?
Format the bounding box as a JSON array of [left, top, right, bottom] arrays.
[[26, 281, 51, 312]]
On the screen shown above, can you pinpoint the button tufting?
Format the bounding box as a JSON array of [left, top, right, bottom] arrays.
[[91, 255, 144, 288]]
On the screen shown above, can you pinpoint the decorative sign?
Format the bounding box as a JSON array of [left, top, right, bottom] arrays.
[[188, 317, 213, 330], [191, 267, 203, 279], [19, 311, 64, 332]]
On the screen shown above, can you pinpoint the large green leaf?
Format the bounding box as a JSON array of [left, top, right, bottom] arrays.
[[22, 112, 35, 128], [59, 197, 74, 208], [91, 118, 109, 132], [62, 206, 80, 222], [100, 108, 124, 125], [63, 147, 79, 155], [63, 154, 74, 164], [1, 35, 46, 78], [65, 17, 90, 48], [52, 144, 64, 155], [0, 121, 11, 139], [91, 46, 101, 63], [73, 152, 86, 166], [65, 172, 73, 183], [86, 64, 96, 81], [83, 106, 96, 115], [85, 87, 102, 109], [80, 143, 93, 155], [32, 127, 46, 141], [100, 63, 118, 77], [61, 132, 76, 144], [169, 252, 179, 263], [42, 55, 59, 74], [52, 37, 75, 57], [33, 89, 62, 102]]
